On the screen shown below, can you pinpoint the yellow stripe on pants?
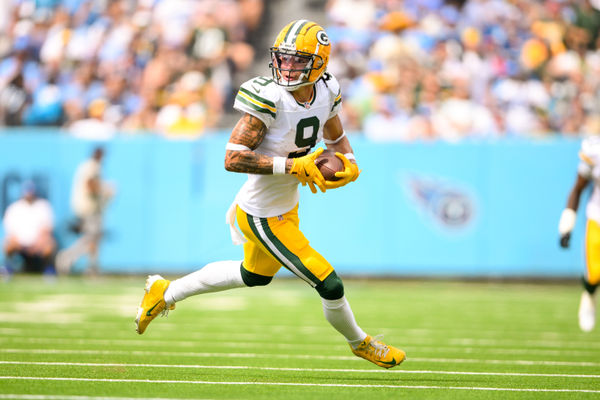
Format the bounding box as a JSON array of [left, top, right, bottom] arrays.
[[585, 219, 600, 284]]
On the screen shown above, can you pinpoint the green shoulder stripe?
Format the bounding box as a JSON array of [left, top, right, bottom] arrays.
[[236, 94, 277, 118], [239, 87, 276, 109], [331, 95, 342, 112]]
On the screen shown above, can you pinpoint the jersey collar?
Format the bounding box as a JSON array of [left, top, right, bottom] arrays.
[[293, 85, 317, 109]]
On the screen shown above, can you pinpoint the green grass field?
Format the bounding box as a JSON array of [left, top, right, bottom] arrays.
[[0, 275, 598, 399]]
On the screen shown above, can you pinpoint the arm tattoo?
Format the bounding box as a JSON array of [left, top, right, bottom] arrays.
[[225, 114, 276, 174]]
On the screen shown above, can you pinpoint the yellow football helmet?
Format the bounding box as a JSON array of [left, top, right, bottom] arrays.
[[269, 20, 331, 90]]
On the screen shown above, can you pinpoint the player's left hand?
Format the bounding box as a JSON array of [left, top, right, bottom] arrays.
[[324, 152, 361, 189]]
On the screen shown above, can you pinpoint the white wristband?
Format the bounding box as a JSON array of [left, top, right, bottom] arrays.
[[344, 153, 356, 162], [558, 208, 577, 234], [323, 131, 346, 145], [273, 157, 286, 175], [226, 142, 251, 151]]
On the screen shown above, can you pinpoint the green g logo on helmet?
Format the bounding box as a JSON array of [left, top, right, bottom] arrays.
[[316, 30, 330, 46]]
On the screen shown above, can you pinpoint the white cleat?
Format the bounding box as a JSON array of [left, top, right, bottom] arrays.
[[578, 291, 596, 332]]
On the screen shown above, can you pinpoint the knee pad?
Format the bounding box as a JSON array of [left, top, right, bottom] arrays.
[[240, 264, 273, 287], [316, 270, 344, 300], [583, 277, 599, 294]]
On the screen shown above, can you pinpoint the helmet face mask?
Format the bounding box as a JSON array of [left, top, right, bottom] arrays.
[[269, 20, 330, 91], [269, 48, 323, 89]]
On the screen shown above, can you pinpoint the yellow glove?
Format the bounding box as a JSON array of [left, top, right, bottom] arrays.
[[290, 148, 326, 193], [324, 152, 361, 189]]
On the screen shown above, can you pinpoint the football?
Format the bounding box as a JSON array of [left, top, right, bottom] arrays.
[[315, 149, 344, 181]]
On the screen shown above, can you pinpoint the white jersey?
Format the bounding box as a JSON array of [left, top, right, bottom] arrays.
[[3, 198, 54, 247], [232, 73, 342, 217], [578, 136, 600, 223], [71, 158, 101, 217]]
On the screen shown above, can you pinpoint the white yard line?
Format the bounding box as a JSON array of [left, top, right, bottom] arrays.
[[1, 333, 597, 357], [0, 337, 337, 350], [1, 361, 599, 379], [1, 376, 599, 394], [2, 336, 599, 351], [0, 319, 591, 340], [407, 357, 600, 367], [0, 396, 209, 400], [0, 327, 590, 343], [2, 348, 599, 366]]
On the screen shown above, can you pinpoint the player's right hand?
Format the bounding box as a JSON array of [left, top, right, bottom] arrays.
[[290, 148, 326, 194], [559, 233, 571, 248]]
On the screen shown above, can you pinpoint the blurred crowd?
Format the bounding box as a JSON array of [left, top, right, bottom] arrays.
[[2, 0, 600, 141], [0, 0, 263, 138], [326, 0, 600, 141]]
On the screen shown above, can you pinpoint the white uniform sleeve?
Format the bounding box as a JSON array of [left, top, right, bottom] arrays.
[[233, 77, 279, 128], [325, 73, 342, 120], [578, 136, 600, 178], [578, 160, 592, 179]]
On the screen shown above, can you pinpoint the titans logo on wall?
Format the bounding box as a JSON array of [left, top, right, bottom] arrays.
[[406, 176, 475, 230]]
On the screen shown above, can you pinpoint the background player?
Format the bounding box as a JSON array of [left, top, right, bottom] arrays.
[[56, 147, 115, 276], [559, 135, 600, 332], [2, 180, 56, 275], [135, 19, 405, 369]]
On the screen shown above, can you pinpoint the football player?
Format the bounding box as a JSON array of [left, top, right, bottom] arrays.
[[559, 135, 600, 332], [135, 20, 405, 368]]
